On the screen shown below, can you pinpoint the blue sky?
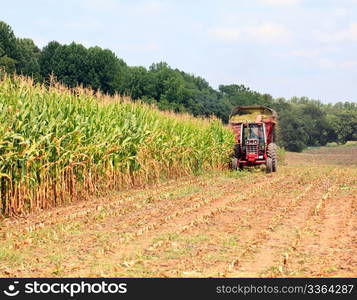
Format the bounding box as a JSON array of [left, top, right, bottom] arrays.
[[2, 0, 357, 103]]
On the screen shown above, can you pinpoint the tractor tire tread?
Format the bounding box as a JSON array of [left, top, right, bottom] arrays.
[[267, 143, 278, 172]]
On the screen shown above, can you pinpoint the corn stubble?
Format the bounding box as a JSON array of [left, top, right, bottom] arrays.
[[0, 74, 234, 216]]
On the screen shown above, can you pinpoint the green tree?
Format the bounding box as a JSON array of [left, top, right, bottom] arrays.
[[51, 42, 88, 87], [39, 41, 62, 80], [219, 84, 273, 108], [86, 47, 127, 94], [117, 66, 151, 99], [327, 111, 357, 144], [0, 21, 19, 72], [16, 38, 41, 80], [278, 109, 309, 152], [299, 103, 331, 146]]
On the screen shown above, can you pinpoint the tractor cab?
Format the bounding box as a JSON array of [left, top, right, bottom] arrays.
[[242, 123, 265, 162], [231, 122, 266, 164], [229, 105, 278, 172]]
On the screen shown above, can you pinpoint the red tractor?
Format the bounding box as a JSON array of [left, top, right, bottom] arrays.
[[229, 105, 278, 173]]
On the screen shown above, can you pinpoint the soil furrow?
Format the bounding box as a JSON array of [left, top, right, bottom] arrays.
[[271, 169, 357, 277], [0, 145, 356, 278], [90, 167, 330, 277]]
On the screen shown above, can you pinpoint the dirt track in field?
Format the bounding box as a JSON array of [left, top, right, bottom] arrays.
[[0, 145, 356, 277]]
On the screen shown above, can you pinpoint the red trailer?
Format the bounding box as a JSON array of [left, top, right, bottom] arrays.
[[229, 105, 278, 173]]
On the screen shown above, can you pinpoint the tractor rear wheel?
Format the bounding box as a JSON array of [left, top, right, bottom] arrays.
[[267, 143, 277, 172]]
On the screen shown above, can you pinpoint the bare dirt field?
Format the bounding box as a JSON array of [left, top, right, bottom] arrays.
[[0, 144, 356, 277]]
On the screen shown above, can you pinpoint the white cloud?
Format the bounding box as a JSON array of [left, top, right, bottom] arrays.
[[317, 23, 357, 42], [211, 27, 241, 42], [340, 60, 357, 68], [64, 20, 103, 31], [318, 58, 357, 69], [246, 22, 291, 41], [290, 49, 320, 58], [83, 0, 120, 10], [147, 42, 160, 51], [135, 1, 169, 15], [260, 0, 300, 6], [211, 22, 291, 43], [333, 8, 350, 17], [80, 0, 169, 15], [319, 58, 335, 68]]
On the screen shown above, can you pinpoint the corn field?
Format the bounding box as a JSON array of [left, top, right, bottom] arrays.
[[0, 74, 234, 216]]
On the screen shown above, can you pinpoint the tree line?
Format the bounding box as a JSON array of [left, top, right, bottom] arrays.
[[1, 20, 356, 152]]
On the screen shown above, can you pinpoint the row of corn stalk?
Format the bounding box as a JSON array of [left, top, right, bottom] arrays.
[[0, 74, 234, 216]]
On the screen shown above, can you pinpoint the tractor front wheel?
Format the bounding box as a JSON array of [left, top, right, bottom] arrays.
[[266, 157, 273, 173], [231, 157, 238, 170]]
